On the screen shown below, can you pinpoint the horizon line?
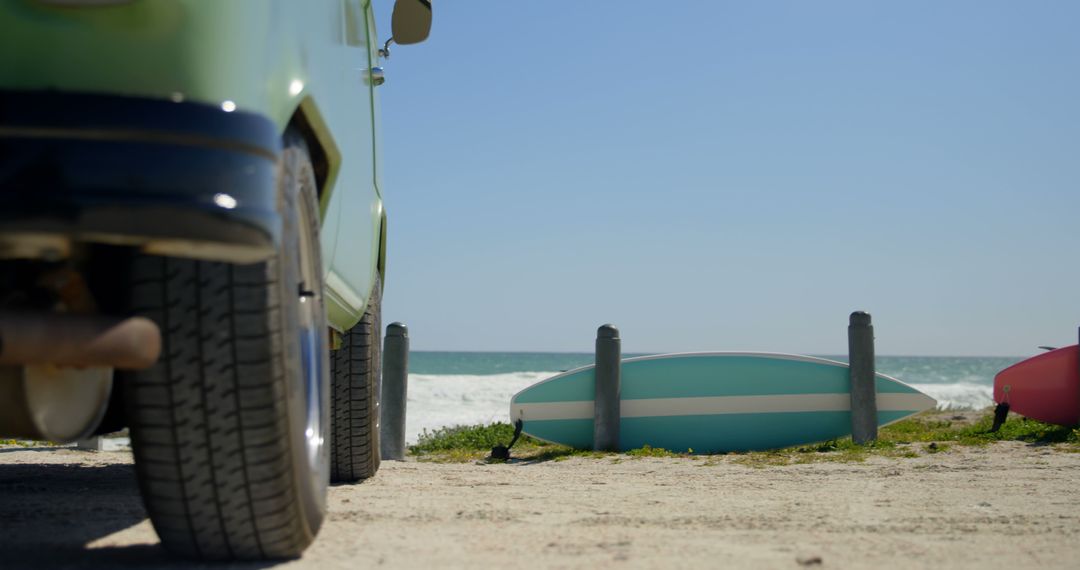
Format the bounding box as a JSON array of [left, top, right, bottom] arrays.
[[404, 348, 1029, 359]]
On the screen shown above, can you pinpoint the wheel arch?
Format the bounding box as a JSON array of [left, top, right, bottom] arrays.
[[286, 96, 342, 218], [285, 95, 385, 329], [377, 210, 387, 289]]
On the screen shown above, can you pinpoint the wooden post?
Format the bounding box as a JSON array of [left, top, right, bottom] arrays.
[[848, 311, 878, 444], [593, 324, 621, 451], [380, 322, 409, 461]]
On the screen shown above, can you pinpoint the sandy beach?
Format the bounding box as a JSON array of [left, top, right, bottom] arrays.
[[2, 433, 1079, 569]]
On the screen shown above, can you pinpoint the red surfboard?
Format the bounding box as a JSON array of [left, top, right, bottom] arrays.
[[994, 345, 1080, 427]]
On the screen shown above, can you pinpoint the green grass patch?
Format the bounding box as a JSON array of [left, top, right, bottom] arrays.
[[625, 445, 687, 458], [0, 438, 61, 448], [730, 411, 1080, 466], [410, 423, 533, 453], [407, 412, 1080, 464], [409, 423, 594, 463], [731, 438, 900, 467], [881, 413, 1080, 447]]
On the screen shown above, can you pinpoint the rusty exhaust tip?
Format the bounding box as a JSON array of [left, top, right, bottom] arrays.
[[0, 313, 161, 370]]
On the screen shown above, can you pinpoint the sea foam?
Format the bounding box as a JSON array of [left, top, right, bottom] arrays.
[[911, 382, 993, 411], [406, 372, 550, 444]]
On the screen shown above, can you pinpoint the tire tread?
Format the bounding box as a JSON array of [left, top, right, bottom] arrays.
[[329, 277, 382, 482], [124, 137, 325, 561]]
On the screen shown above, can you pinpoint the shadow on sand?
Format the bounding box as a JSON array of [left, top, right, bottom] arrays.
[[0, 460, 283, 569]]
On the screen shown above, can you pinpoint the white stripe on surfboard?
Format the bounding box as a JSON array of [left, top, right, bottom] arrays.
[[512, 393, 935, 422]]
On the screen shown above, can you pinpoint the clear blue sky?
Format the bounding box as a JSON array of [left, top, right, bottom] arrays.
[[372, 1, 1078, 356]]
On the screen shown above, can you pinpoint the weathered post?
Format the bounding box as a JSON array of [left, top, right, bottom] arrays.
[[594, 324, 621, 452], [848, 311, 878, 443], [380, 322, 409, 460]]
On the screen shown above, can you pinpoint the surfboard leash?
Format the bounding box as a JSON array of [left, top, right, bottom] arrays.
[[989, 402, 1009, 433], [489, 419, 523, 461]]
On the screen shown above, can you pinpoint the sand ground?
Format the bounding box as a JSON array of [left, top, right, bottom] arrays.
[[1, 437, 1079, 569]]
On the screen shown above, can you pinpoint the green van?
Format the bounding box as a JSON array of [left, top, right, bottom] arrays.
[[0, 0, 430, 560]]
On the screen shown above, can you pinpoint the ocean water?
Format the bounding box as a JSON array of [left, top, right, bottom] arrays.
[[402, 352, 1022, 444]]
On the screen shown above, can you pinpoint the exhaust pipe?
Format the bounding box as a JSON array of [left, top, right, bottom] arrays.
[[0, 313, 161, 369], [0, 364, 113, 442], [0, 313, 161, 442]]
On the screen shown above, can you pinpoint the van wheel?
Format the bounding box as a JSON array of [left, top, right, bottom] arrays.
[[330, 275, 382, 482], [123, 133, 330, 560]]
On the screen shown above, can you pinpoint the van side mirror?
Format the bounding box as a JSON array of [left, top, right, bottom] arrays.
[[391, 0, 431, 45]]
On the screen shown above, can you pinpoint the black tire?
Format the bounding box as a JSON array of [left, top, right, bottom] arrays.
[[330, 275, 382, 482], [123, 133, 330, 561]]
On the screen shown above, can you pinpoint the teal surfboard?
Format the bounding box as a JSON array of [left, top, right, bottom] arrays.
[[510, 352, 936, 453]]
